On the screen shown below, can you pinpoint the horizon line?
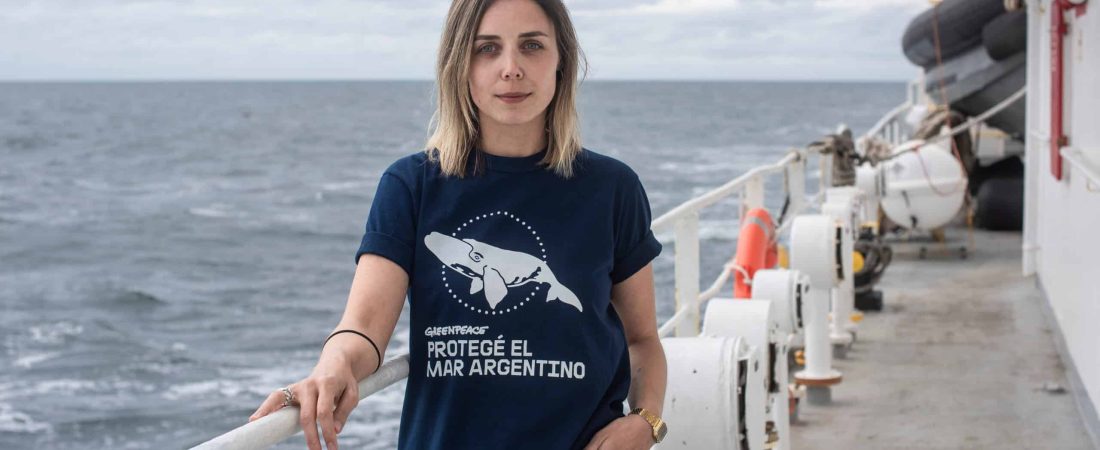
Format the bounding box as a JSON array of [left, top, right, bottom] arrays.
[[0, 77, 910, 84]]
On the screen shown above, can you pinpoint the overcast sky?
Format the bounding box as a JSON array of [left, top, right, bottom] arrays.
[[0, 0, 929, 81]]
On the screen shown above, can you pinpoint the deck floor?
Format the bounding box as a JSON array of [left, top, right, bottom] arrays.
[[790, 229, 1095, 450]]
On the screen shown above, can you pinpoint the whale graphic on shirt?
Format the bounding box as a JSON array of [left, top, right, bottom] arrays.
[[424, 231, 582, 312]]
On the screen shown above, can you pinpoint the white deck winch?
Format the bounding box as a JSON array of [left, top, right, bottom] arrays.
[[660, 336, 763, 450], [788, 215, 844, 405], [821, 187, 864, 356], [751, 269, 810, 345], [703, 298, 790, 450]]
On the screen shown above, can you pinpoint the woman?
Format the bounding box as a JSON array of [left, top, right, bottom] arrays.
[[249, 1, 668, 449]]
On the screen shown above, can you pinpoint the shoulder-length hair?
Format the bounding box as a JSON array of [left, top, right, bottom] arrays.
[[424, 0, 587, 179]]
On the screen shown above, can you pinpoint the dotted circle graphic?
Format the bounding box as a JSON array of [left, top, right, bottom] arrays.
[[441, 210, 546, 316]]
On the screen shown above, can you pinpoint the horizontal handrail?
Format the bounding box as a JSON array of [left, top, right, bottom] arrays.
[[867, 87, 1028, 164], [925, 87, 1027, 144], [658, 261, 735, 338], [192, 355, 411, 450], [651, 151, 802, 234], [657, 185, 823, 339], [864, 101, 912, 141], [775, 190, 821, 239], [655, 147, 826, 338], [1060, 147, 1100, 189], [1029, 129, 1050, 142], [1033, 129, 1100, 188]]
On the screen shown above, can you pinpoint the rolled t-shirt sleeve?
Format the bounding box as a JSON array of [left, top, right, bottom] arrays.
[[610, 170, 663, 284], [355, 168, 417, 277]]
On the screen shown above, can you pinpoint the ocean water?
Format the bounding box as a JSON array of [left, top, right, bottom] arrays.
[[0, 80, 903, 449]]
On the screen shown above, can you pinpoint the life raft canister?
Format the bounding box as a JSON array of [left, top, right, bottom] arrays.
[[732, 208, 778, 298]]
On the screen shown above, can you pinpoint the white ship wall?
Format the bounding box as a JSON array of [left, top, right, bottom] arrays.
[[1024, 0, 1100, 431]]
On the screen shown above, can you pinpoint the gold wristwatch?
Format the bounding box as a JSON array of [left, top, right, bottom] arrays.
[[629, 407, 668, 443]]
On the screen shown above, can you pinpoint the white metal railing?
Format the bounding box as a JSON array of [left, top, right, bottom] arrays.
[[653, 149, 831, 338], [192, 146, 834, 450], [864, 102, 913, 147], [863, 78, 1027, 155], [192, 75, 1035, 448], [925, 87, 1027, 145], [1029, 122, 1100, 189], [192, 354, 411, 450], [862, 78, 925, 148], [1060, 147, 1100, 190]]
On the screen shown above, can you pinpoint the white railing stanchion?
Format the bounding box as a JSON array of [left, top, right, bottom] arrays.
[[743, 175, 765, 215], [819, 152, 833, 192], [673, 213, 701, 337], [866, 102, 911, 142], [787, 152, 806, 216]]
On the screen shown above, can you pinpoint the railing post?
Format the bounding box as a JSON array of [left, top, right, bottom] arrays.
[[673, 213, 701, 337], [788, 153, 806, 216], [742, 175, 765, 217], [819, 151, 833, 191]]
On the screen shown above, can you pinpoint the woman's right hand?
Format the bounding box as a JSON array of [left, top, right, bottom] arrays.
[[249, 353, 360, 450], [247, 253, 407, 449]]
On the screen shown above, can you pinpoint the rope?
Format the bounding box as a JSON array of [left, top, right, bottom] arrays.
[[925, 2, 971, 197], [730, 264, 752, 286], [875, 88, 1025, 164]]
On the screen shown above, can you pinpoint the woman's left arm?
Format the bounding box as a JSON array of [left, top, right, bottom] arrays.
[[584, 262, 667, 450]]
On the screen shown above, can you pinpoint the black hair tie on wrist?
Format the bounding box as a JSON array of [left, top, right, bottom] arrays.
[[323, 329, 382, 374]]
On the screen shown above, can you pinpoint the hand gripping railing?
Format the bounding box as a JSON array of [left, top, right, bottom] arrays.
[[192, 355, 410, 450]]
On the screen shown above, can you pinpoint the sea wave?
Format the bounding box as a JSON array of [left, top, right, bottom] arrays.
[[28, 321, 84, 345], [107, 289, 166, 306], [12, 351, 62, 369], [0, 403, 51, 433], [188, 203, 248, 219], [0, 377, 160, 402], [320, 180, 373, 192]]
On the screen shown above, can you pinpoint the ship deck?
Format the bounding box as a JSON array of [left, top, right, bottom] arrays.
[[790, 228, 1096, 449]]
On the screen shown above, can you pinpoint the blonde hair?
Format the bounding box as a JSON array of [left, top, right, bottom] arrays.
[[424, 0, 588, 179]]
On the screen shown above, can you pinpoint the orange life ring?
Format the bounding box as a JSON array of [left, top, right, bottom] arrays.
[[732, 208, 778, 298]]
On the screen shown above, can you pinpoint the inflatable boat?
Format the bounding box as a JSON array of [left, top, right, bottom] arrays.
[[902, 0, 1028, 230], [903, 0, 1027, 138]]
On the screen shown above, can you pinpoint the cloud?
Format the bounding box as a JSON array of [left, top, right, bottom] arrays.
[[567, 0, 928, 80], [0, 0, 927, 80]]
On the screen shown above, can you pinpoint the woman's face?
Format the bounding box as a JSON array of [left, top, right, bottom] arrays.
[[468, 0, 559, 131]]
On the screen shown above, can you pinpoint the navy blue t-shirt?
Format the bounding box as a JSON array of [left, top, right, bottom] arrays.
[[355, 147, 662, 450]]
